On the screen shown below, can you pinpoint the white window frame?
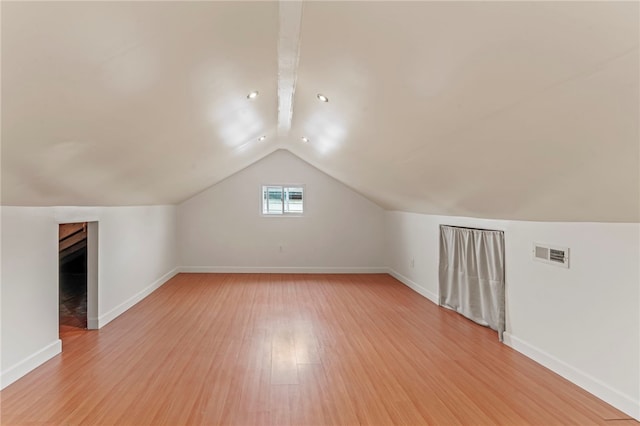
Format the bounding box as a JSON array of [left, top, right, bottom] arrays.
[[261, 184, 305, 216]]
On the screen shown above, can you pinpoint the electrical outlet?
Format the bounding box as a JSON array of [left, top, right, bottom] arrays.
[[279, 245, 283, 253], [410, 258, 415, 268]]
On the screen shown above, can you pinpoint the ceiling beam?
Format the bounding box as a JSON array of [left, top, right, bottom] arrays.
[[277, 1, 303, 137]]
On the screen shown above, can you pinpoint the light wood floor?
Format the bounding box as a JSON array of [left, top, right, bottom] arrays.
[[1, 273, 636, 425]]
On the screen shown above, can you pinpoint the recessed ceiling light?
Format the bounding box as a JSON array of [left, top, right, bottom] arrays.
[[301, 136, 309, 143], [258, 135, 266, 142], [247, 91, 259, 99], [316, 93, 329, 102]]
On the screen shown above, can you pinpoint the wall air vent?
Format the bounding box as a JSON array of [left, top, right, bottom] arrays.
[[533, 243, 569, 268]]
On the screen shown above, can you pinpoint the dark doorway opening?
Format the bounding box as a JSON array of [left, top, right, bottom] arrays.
[[59, 223, 88, 331]]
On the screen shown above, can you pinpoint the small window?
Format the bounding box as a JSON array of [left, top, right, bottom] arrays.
[[262, 185, 304, 215]]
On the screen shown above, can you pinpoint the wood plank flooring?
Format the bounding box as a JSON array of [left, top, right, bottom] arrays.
[[1, 273, 636, 425]]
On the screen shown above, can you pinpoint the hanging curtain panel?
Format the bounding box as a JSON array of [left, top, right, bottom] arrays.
[[439, 225, 506, 341]]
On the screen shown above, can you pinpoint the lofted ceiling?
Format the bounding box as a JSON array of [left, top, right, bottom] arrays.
[[2, 1, 638, 222]]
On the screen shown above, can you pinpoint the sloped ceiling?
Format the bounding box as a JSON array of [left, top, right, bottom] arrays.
[[2, 1, 638, 222]]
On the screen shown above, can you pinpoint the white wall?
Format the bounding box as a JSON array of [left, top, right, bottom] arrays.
[[1, 208, 59, 390], [2, 165, 636, 421], [178, 150, 385, 272], [385, 210, 640, 420], [1, 205, 178, 389]]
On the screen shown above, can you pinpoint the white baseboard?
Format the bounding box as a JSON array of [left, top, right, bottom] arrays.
[[503, 332, 640, 421], [87, 317, 99, 330], [388, 271, 639, 421], [179, 266, 388, 274], [98, 267, 179, 328], [1, 340, 62, 390], [387, 268, 438, 304]]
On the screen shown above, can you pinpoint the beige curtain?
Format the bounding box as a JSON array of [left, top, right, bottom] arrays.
[[439, 225, 505, 341]]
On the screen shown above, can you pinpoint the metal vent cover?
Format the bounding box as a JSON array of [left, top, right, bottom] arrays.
[[533, 243, 569, 268]]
